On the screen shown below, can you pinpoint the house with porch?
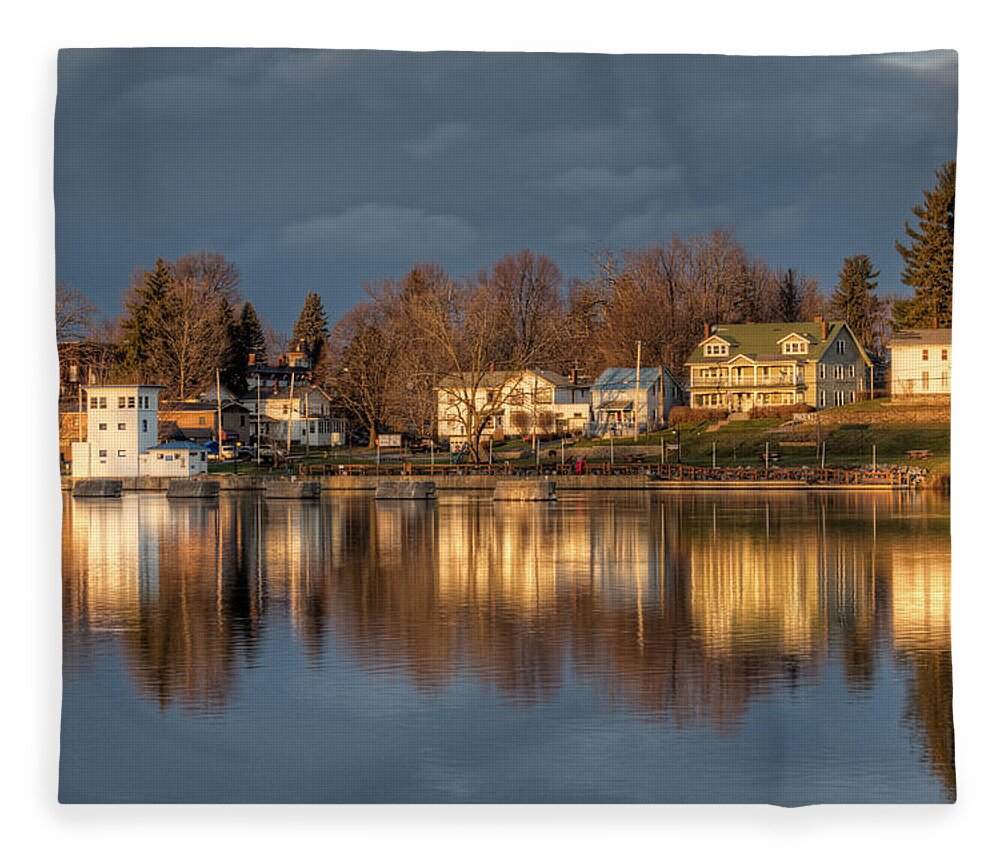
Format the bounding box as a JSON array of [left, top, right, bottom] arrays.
[[684, 319, 872, 412], [241, 384, 345, 448], [588, 367, 683, 436], [436, 368, 592, 448], [889, 329, 951, 399]]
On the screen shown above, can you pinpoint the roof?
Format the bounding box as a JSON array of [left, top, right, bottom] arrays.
[[594, 397, 634, 411], [889, 328, 952, 347], [592, 367, 668, 391], [81, 383, 165, 390], [146, 441, 207, 451], [684, 321, 871, 366], [160, 400, 248, 413], [437, 368, 582, 390]]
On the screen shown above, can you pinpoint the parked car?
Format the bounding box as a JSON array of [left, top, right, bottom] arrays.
[[220, 444, 238, 461]]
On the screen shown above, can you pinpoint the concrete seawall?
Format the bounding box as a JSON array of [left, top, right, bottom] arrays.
[[62, 473, 905, 493]]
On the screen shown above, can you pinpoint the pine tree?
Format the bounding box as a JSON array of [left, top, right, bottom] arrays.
[[893, 161, 955, 329], [831, 254, 880, 351], [216, 297, 248, 398], [291, 291, 329, 364], [238, 301, 267, 366], [118, 258, 172, 379], [777, 269, 802, 322]]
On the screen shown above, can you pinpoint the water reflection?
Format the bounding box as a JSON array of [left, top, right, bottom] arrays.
[[62, 490, 953, 801]]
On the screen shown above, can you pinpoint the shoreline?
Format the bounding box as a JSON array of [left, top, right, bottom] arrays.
[[61, 474, 923, 493]]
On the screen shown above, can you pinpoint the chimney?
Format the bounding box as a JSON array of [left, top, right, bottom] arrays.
[[703, 322, 710, 339], [571, 366, 578, 385], [248, 352, 256, 366], [933, 316, 939, 330], [814, 316, 827, 339], [489, 361, 495, 373]]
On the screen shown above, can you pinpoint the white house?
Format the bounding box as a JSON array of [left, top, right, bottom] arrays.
[[436, 369, 592, 448], [241, 384, 345, 448], [71, 384, 164, 478], [589, 367, 683, 436], [890, 329, 951, 399], [139, 441, 209, 476]]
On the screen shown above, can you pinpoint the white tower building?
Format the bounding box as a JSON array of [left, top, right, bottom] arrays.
[[71, 384, 163, 478]]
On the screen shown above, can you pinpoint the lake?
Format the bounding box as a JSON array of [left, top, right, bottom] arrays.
[[59, 489, 953, 804]]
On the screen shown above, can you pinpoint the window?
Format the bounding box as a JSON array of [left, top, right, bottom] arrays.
[[834, 365, 845, 380], [157, 453, 164, 460], [240, 416, 246, 426], [98, 449, 107, 458], [782, 340, 807, 355], [819, 390, 827, 407], [922, 371, 930, 390], [143, 396, 150, 409], [165, 455, 174, 462], [128, 397, 135, 408], [922, 349, 929, 361], [117, 450, 126, 458], [142, 419, 147, 432], [117, 423, 126, 431], [99, 397, 107, 409], [850, 365, 856, 378], [90, 397, 98, 409], [200, 452, 206, 461], [98, 423, 107, 431], [118, 396, 126, 408], [704, 343, 728, 357], [836, 340, 846, 355], [942, 349, 948, 361], [819, 364, 826, 380], [198, 416, 206, 425], [835, 391, 846, 406], [850, 391, 856, 403]]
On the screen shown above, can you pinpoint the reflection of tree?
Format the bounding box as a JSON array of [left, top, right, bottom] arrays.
[[902, 648, 955, 801], [62, 489, 953, 792]]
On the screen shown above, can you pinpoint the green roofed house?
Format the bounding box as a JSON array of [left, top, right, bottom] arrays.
[[684, 319, 873, 412]]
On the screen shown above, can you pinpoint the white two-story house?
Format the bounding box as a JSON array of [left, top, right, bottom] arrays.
[[889, 329, 951, 399], [436, 369, 592, 448]]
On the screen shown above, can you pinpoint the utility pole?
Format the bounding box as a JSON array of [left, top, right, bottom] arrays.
[[78, 386, 84, 442], [634, 340, 642, 441], [216, 367, 223, 452], [256, 374, 261, 466], [658, 365, 665, 430], [713, 441, 717, 469], [286, 372, 295, 455]]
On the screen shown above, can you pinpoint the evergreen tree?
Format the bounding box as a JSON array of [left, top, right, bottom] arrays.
[[238, 301, 267, 364], [291, 291, 329, 364], [777, 268, 802, 322], [893, 161, 955, 329], [733, 265, 759, 323], [831, 254, 880, 351], [118, 258, 172, 379], [216, 297, 248, 398]]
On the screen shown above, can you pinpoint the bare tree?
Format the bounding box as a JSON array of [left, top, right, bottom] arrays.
[[55, 283, 95, 341]]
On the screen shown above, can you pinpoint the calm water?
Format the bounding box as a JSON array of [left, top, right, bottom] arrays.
[[60, 490, 953, 804]]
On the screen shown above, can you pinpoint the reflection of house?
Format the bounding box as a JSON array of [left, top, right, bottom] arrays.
[[684, 319, 872, 412], [241, 384, 345, 447], [436, 368, 592, 445], [589, 367, 682, 436], [71, 384, 163, 477], [889, 329, 951, 399], [158, 400, 251, 446]]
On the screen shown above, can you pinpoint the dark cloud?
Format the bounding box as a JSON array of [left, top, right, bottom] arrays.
[[55, 49, 958, 329]]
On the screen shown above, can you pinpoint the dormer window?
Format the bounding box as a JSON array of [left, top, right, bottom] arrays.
[[704, 341, 729, 357], [782, 340, 807, 355]]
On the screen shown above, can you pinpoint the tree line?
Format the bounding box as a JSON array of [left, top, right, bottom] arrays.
[[56, 161, 955, 438]]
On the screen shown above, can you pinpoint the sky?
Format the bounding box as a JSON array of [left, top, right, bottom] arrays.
[[54, 49, 958, 333]]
